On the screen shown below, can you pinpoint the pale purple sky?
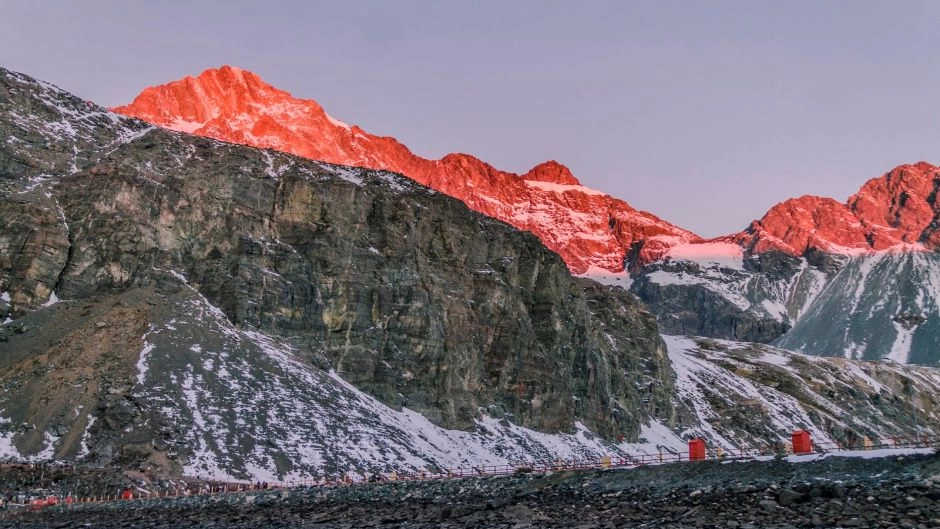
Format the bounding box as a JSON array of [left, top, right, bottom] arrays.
[[3, 1, 938, 237]]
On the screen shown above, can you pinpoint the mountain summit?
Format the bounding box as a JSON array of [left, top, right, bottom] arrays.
[[113, 66, 698, 274], [735, 161, 940, 256]]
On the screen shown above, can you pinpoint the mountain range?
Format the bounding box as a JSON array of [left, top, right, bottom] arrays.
[[0, 65, 938, 481], [114, 66, 940, 365]]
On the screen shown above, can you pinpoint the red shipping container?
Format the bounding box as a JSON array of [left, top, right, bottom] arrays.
[[688, 438, 706, 461], [792, 430, 812, 455]]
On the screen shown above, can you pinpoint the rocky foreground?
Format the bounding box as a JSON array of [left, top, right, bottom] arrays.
[[2, 452, 938, 528]]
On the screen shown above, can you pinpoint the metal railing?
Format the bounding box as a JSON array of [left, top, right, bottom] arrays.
[[3, 434, 938, 519]]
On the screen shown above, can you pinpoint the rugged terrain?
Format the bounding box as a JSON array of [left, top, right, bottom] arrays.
[[631, 237, 940, 365], [111, 66, 940, 365], [3, 66, 940, 483], [1, 66, 677, 479], [628, 161, 940, 364], [4, 451, 939, 528]]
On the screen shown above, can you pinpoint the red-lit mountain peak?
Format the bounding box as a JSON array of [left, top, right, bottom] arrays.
[[522, 160, 581, 185], [736, 162, 940, 256], [113, 67, 698, 274]]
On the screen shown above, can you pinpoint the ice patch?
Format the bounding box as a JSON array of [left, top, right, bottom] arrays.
[[523, 180, 607, 196], [666, 241, 744, 270], [324, 112, 351, 132], [578, 266, 633, 289]]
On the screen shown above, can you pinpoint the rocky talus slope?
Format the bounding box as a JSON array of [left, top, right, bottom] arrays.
[[4, 452, 940, 528]]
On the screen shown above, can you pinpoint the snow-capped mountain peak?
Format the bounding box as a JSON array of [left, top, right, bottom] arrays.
[[113, 66, 697, 274], [736, 162, 940, 257]]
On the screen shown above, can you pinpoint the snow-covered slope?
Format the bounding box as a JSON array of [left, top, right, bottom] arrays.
[[9, 283, 938, 483], [630, 246, 828, 343], [0, 284, 674, 479], [777, 252, 940, 365], [1, 67, 152, 182], [130, 282, 681, 482], [665, 335, 940, 450]]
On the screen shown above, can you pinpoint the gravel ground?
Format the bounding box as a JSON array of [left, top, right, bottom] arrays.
[[2, 452, 939, 528]]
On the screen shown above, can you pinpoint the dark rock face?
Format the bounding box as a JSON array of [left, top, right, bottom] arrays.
[[40, 137, 671, 438], [630, 259, 791, 343], [0, 65, 673, 469]]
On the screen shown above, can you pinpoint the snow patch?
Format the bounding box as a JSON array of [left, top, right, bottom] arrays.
[[887, 316, 915, 364], [578, 266, 633, 288], [324, 112, 351, 132], [42, 291, 61, 307], [523, 180, 607, 196], [786, 447, 935, 463], [170, 117, 207, 134], [666, 241, 744, 270], [135, 328, 156, 386]]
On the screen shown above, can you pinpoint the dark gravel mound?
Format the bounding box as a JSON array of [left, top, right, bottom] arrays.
[[3, 452, 939, 528]]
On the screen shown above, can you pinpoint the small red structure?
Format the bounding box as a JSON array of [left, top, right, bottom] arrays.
[[792, 429, 812, 454], [65, 496, 74, 504], [121, 489, 134, 500], [688, 438, 706, 461], [45, 496, 58, 506]]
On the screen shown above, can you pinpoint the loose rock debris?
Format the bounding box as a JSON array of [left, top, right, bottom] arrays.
[[3, 452, 939, 528]]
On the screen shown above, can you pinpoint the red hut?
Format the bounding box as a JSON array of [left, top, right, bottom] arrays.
[[792, 430, 812, 455], [688, 438, 706, 461]]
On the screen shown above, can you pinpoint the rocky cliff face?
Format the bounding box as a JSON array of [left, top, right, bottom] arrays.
[[0, 66, 678, 478], [112, 66, 698, 274]]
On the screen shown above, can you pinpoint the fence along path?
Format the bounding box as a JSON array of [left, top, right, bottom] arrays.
[[3, 434, 938, 518]]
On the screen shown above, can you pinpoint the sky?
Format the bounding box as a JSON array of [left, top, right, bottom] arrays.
[[2, 1, 938, 237]]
